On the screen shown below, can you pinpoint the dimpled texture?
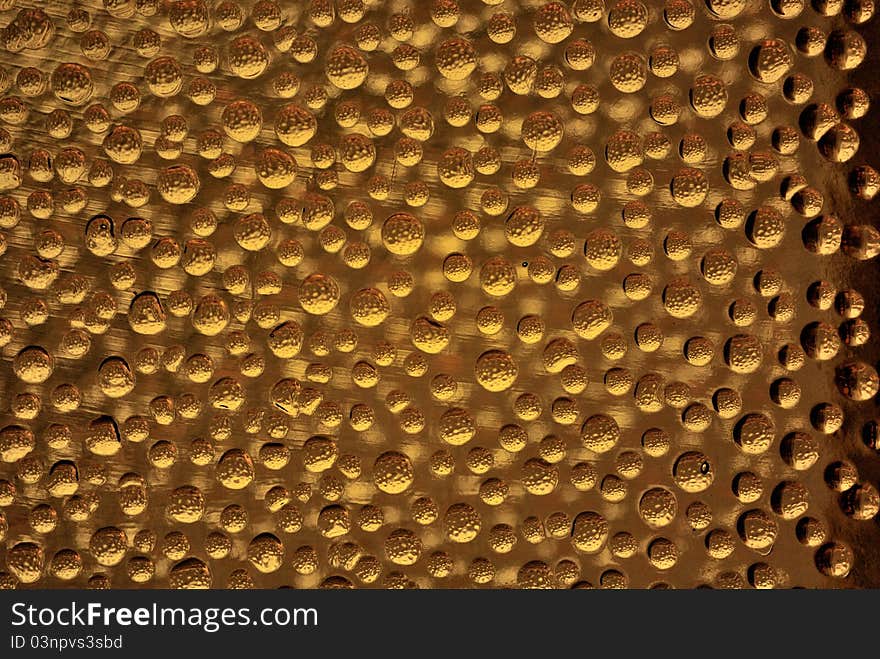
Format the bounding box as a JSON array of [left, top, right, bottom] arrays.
[[0, 0, 877, 591]]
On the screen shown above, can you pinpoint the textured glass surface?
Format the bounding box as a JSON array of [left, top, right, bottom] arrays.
[[0, 0, 878, 589]]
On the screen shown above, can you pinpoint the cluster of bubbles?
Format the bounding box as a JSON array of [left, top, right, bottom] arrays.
[[0, 0, 877, 589]]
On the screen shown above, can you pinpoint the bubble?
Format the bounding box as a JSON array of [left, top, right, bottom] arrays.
[[570, 511, 608, 553], [737, 509, 777, 553], [825, 30, 866, 70], [216, 448, 254, 490], [422, 149, 471, 193], [144, 56, 182, 97], [0, 424, 35, 463], [95, 356, 134, 398], [722, 333, 761, 373], [605, 130, 644, 173], [610, 52, 647, 93], [382, 213, 424, 256], [227, 35, 269, 79], [570, 299, 612, 339], [749, 39, 792, 83], [371, 451, 414, 494], [524, 3, 570, 43], [175, 239, 214, 278], [836, 361, 880, 401], [498, 56, 536, 97], [673, 452, 714, 493], [818, 123, 860, 163], [670, 168, 708, 207], [734, 473, 766, 507], [243, 533, 284, 574], [159, 0, 205, 35], [294, 274, 339, 316], [7, 541, 44, 583], [580, 414, 620, 454], [690, 75, 728, 118], [801, 321, 841, 361], [127, 292, 166, 335], [102, 125, 142, 165], [12, 345, 53, 384], [191, 294, 230, 336], [662, 278, 702, 318], [344, 288, 389, 327], [765, 478, 804, 517], [435, 37, 477, 80], [431, 408, 472, 448], [219, 98, 262, 143], [561, 41, 595, 77], [338, 133, 375, 173], [166, 485, 205, 523], [607, 0, 648, 38], [233, 212, 271, 251], [476, 256, 514, 296], [50, 63, 93, 105], [519, 111, 563, 153], [254, 147, 297, 190], [583, 229, 622, 271], [474, 350, 518, 392], [639, 488, 678, 528], [157, 164, 200, 204], [169, 557, 211, 589], [88, 527, 128, 567], [648, 537, 678, 570], [430, 504, 480, 547], [274, 103, 317, 147], [326, 45, 368, 90], [840, 482, 879, 521]]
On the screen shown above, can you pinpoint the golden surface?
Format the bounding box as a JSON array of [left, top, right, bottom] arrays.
[[0, 0, 878, 589]]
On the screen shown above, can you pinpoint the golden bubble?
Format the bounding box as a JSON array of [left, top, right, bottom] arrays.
[[326, 45, 368, 90], [474, 350, 518, 392], [435, 37, 477, 80], [297, 273, 340, 315], [372, 451, 414, 494], [444, 503, 481, 543]]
